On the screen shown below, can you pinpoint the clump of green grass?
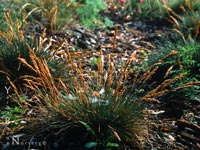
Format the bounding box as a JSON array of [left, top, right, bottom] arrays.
[[164, 0, 200, 41], [0, 10, 68, 95], [17, 48, 148, 149], [0, 10, 36, 94], [158, 38, 200, 100], [114, 0, 169, 20], [150, 34, 200, 100], [133, 0, 168, 19]]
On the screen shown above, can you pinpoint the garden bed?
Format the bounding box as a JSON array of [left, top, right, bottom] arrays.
[[0, 0, 200, 149]]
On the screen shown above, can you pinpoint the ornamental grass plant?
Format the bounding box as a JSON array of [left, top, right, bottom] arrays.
[[151, 33, 200, 100], [0, 10, 36, 94], [164, 0, 200, 41], [114, 0, 169, 19], [17, 47, 148, 149], [0, 10, 68, 94]]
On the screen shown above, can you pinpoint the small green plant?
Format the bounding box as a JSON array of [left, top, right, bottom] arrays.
[[76, 0, 111, 29], [89, 57, 100, 69], [1, 106, 24, 127]]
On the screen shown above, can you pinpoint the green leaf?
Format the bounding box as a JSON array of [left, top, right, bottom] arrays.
[[13, 106, 24, 114], [14, 106, 20, 112], [19, 96, 27, 102], [85, 142, 97, 149], [106, 142, 119, 147], [79, 121, 96, 137]]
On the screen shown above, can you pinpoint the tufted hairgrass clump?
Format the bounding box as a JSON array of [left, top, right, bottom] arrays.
[[17, 48, 148, 149], [164, 0, 200, 41], [0, 10, 68, 95], [0, 10, 36, 94]]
